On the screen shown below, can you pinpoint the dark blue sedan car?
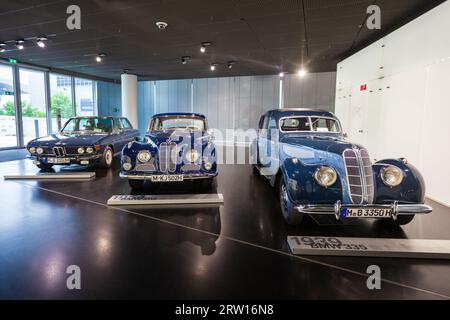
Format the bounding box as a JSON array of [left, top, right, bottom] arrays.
[[27, 116, 140, 170], [253, 108, 432, 227], [120, 112, 217, 190]]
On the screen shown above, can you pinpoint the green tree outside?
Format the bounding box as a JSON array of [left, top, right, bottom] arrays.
[[0, 92, 73, 118]]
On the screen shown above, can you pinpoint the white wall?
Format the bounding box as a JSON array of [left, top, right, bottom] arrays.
[[335, 1, 450, 206]]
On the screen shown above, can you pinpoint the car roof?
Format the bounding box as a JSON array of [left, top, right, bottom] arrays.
[[264, 108, 337, 120], [152, 112, 206, 119]]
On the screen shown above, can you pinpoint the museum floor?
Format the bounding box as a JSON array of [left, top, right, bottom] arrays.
[[0, 153, 449, 299]]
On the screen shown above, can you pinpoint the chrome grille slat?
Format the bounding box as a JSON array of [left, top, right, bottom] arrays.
[[343, 148, 374, 204], [159, 142, 177, 173], [53, 146, 65, 157]]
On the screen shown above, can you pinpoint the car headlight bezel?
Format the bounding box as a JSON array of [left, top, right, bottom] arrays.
[[137, 150, 152, 163], [77, 147, 85, 154], [86, 147, 94, 154], [185, 149, 200, 163], [36, 147, 44, 155], [29, 147, 36, 154], [314, 166, 337, 188], [380, 165, 404, 187]]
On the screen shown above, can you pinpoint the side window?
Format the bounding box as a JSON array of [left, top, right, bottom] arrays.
[[120, 118, 133, 130], [262, 115, 269, 130], [258, 115, 265, 129], [113, 118, 122, 131]]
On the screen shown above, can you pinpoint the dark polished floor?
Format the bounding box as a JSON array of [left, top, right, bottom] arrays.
[[0, 155, 450, 299]]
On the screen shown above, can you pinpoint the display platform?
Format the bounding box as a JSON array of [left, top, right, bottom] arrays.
[[107, 193, 224, 206], [288, 236, 450, 259], [3, 172, 96, 181]]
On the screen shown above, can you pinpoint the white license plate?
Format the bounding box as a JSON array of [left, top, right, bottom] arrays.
[[150, 175, 183, 182], [342, 207, 392, 218], [47, 157, 71, 164]]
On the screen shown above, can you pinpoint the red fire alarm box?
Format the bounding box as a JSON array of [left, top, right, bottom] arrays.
[[360, 84, 367, 91]]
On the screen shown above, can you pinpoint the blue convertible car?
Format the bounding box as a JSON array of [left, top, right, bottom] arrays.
[[253, 109, 432, 226], [27, 116, 140, 170], [120, 112, 217, 190]]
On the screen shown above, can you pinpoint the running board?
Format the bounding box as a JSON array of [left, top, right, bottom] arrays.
[[288, 236, 450, 259], [107, 193, 224, 206]]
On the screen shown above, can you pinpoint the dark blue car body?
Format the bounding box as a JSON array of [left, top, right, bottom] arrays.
[[121, 112, 217, 189], [254, 108, 431, 226], [27, 116, 140, 169]]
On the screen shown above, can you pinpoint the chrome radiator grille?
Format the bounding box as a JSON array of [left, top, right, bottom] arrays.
[[343, 148, 374, 204], [159, 142, 177, 173]]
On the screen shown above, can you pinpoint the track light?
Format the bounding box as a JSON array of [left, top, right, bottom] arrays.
[[210, 63, 217, 71], [96, 53, 107, 62], [279, 72, 286, 78], [297, 68, 308, 77], [181, 56, 191, 64], [36, 36, 48, 48], [227, 61, 236, 69], [15, 39, 24, 50], [0, 43, 6, 53], [200, 42, 212, 53]]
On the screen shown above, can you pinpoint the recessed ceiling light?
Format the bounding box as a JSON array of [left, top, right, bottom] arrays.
[[210, 63, 217, 71], [0, 42, 6, 53], [279, 72, 286, 78], [200, 42, 212, 53], [297, 68, 308, 77], [227, 61, 236, 69], [15, 39, 24, 50]]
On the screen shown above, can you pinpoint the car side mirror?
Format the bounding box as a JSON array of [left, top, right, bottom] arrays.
[[343, 132, 349, 138]]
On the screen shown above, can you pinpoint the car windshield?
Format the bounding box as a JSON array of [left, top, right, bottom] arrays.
[[280, 117, 340, 133], [151, 116, 205, 131], [61, 117, 113, 134]]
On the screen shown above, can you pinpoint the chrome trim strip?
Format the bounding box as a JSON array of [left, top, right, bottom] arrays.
[[120, 173, 217, 180]]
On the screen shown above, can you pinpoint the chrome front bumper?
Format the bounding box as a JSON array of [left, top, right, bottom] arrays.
[[120, 173, 217, 180], [295, 201, 432, 220]]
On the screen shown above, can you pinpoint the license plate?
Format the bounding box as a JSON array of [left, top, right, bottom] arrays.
[[46, 157, 71, 164], [341, 207, 392, 218], [150, 175, 183, 182]]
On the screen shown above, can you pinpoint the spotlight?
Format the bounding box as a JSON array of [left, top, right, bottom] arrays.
[[279, 72, 285, 78], [297, 68, 308, 77], [181, 56, 191, 65], [227, 61, 236, 69], [96, 53, 107, 62], [0, 42, 6, 53], [15, 39, 24, 50], [200, 41, 211, 53], [210, 64, 217, 71], [36, 36, 48, 48]]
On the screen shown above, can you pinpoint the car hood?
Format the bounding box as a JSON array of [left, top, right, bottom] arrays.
[[280, 134, 365, 156], [146, 130, 209, 147], [28, 133, 108, 147]]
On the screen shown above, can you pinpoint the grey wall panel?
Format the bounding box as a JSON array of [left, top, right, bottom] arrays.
[[283, 72, 336, 111], [97, 81, 121, 117], [136, 73, 331, 134]]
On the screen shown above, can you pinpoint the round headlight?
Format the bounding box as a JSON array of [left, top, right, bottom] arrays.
[[137, 150, 151, 163], [123, 162, 132, 171], [381, 165, 403, 187], [185, 149, 200, 163], [86, 147, 94, 154], [314, 166, 337, 188], [36, 147, 44, 155], [77, 147, 85, 154], [29, 147, 36, 154]]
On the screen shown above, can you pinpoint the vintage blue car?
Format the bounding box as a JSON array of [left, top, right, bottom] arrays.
[[120, 112, 217, 190], [253, 108, 432, 226], [27, 116, 140, 170]]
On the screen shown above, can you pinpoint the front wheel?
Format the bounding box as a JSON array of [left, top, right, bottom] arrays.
[[99, 147, 114, 168], [37, 163, 54, 171], [279, 175, 304, 226]]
